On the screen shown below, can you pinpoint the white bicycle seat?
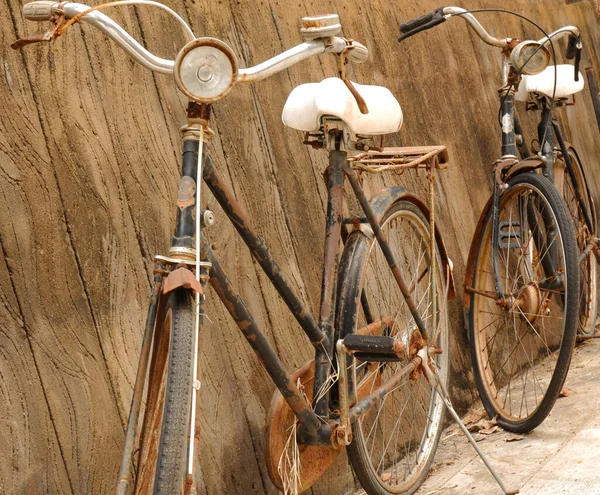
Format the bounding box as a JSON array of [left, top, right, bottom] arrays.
[[515, 64, 584, 101], [282, 77, 403, 135]]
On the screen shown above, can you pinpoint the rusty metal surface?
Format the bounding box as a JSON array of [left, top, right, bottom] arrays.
[[134, 285, 172, 494], [202, 156, 325, 346], [162, 267, 203, 296], [206, 244, 323, 436], [11, 13, 65, 49], [503, 157, 544, 180], [349, 145, 450, 173], [117, 269, 164, 495], [264, 360, 341, 493], [313, 150, 345, 417]]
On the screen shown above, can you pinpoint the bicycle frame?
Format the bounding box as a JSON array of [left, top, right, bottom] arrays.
[[485, 48, 598, 299], [118, 100, 447, 474]]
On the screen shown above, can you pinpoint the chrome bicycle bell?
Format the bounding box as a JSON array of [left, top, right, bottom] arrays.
[[174, 37, 238, 102]]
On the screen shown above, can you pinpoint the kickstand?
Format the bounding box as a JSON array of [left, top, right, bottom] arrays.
[[417, 348, 519, 495]]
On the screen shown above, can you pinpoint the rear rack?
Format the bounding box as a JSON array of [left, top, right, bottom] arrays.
[[348, 145, 449, 173]]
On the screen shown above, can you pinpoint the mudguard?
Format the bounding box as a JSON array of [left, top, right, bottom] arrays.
[[162, 267, 203, 295], [363, 186, 456, 300], [463, 195, 493, 337]]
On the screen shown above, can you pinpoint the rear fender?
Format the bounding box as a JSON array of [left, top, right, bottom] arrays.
[[362, 186, 456, 300]]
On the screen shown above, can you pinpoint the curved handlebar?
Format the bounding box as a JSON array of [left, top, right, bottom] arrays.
[[21, 1, 369, 81], [399, 6, 582, 56]]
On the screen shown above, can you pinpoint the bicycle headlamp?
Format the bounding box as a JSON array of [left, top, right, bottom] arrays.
[[174, 38, 238, 102], [510, 40, 550, 75]]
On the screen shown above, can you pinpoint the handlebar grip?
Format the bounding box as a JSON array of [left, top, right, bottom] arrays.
[[574, 47, 581, 82], [565, 34, 578, 60], [347, 41, 369, 63], [23, 1, 56, 21], [398, 15, 447, 42], [399, 7, 445, 34]]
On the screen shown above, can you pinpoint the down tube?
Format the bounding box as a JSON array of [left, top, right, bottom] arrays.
[[204, 241, 323, 436], [202, 155, 325, 346]]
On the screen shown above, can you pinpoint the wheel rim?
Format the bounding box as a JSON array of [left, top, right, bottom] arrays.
[[562, 150, 597, 335], [135, 308, 172, 493], [472, 182, 569, 422], [353, 206, 449, 493]]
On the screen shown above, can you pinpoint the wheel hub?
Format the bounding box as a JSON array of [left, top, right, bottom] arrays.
[[512, 283, 542, 323]]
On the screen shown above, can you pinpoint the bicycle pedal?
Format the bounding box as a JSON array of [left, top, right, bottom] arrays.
[[499, 221, 522, 249], [343, 334, 406, 361]]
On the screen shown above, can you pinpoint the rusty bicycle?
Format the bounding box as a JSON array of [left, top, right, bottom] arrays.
[[399, 6, 594, 434], [12, 2, 466, 494]]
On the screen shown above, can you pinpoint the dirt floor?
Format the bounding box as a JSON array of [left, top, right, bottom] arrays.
[[418, 337, 600, 495]]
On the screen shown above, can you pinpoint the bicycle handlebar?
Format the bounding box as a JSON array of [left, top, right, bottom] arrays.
[[398, 6, 583, 57], [20, 1, 369, 80]]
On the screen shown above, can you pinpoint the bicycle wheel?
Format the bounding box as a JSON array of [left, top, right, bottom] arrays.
[[560, 146, 598, 335], [468, 173, 578, 433], [135, 289, 195, 494], [338, 199, 450, 495]]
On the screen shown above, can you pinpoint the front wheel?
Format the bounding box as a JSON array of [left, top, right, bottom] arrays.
[[135, 289, 195, 494], [338, 200, 450, 495], [468, 173, 579, 433]]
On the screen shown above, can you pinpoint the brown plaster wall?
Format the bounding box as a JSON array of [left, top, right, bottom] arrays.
[[1, 0, 598, 493]]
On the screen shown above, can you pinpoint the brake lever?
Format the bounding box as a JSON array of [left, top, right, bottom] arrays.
[[336, 47, 369, 114], [11, 14, 65, 49]]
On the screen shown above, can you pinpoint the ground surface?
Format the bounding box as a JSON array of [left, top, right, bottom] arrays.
[[419, 338, 600, 495]]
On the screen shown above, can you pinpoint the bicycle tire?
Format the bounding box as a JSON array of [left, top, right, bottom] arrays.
[[135, 289, 195, 494], [468, 172, 578, 433], [338, 200, 450, 495], [560, 146, 598, 335]]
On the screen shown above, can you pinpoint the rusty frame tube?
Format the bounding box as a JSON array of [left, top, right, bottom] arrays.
[[343, 164, 430, 340], [202, 156, 325, 346], [313, 150, 346, 418], [586, 67, 600, 134], [205, 241, 323, 437], [348, 356, 421, 424], [117, 269, 164, 495]]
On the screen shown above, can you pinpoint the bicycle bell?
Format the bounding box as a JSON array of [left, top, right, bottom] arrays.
[[300, 14, 341, 40], [510, 40, 550, 75], [174, 37, 238, 102]]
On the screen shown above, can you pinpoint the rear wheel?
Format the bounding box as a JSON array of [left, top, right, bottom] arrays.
[[338, 200, 450, 495], [468, 173, 578, 433], [135, 289, 195, 494], [560, 146, 597, 335]]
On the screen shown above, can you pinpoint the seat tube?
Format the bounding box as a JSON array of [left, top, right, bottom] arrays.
[[313, 149, 345, 418]]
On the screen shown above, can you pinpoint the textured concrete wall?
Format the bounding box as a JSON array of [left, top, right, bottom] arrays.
[[1, 0, 599, 493]]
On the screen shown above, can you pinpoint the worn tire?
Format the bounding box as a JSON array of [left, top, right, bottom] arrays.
[[337, 200, 450, 495], [468, 173, 578, 433], [135, 289, 195, 494]]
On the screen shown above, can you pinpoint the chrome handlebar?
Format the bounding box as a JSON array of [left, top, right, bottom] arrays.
[[442, 6, 581, 50], [442, 7, 507, 48], [21, 1, 369, 80]]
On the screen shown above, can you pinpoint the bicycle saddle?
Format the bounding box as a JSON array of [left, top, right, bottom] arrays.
[[282, 77, 403, 135], [515, 64, 584, 101]]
